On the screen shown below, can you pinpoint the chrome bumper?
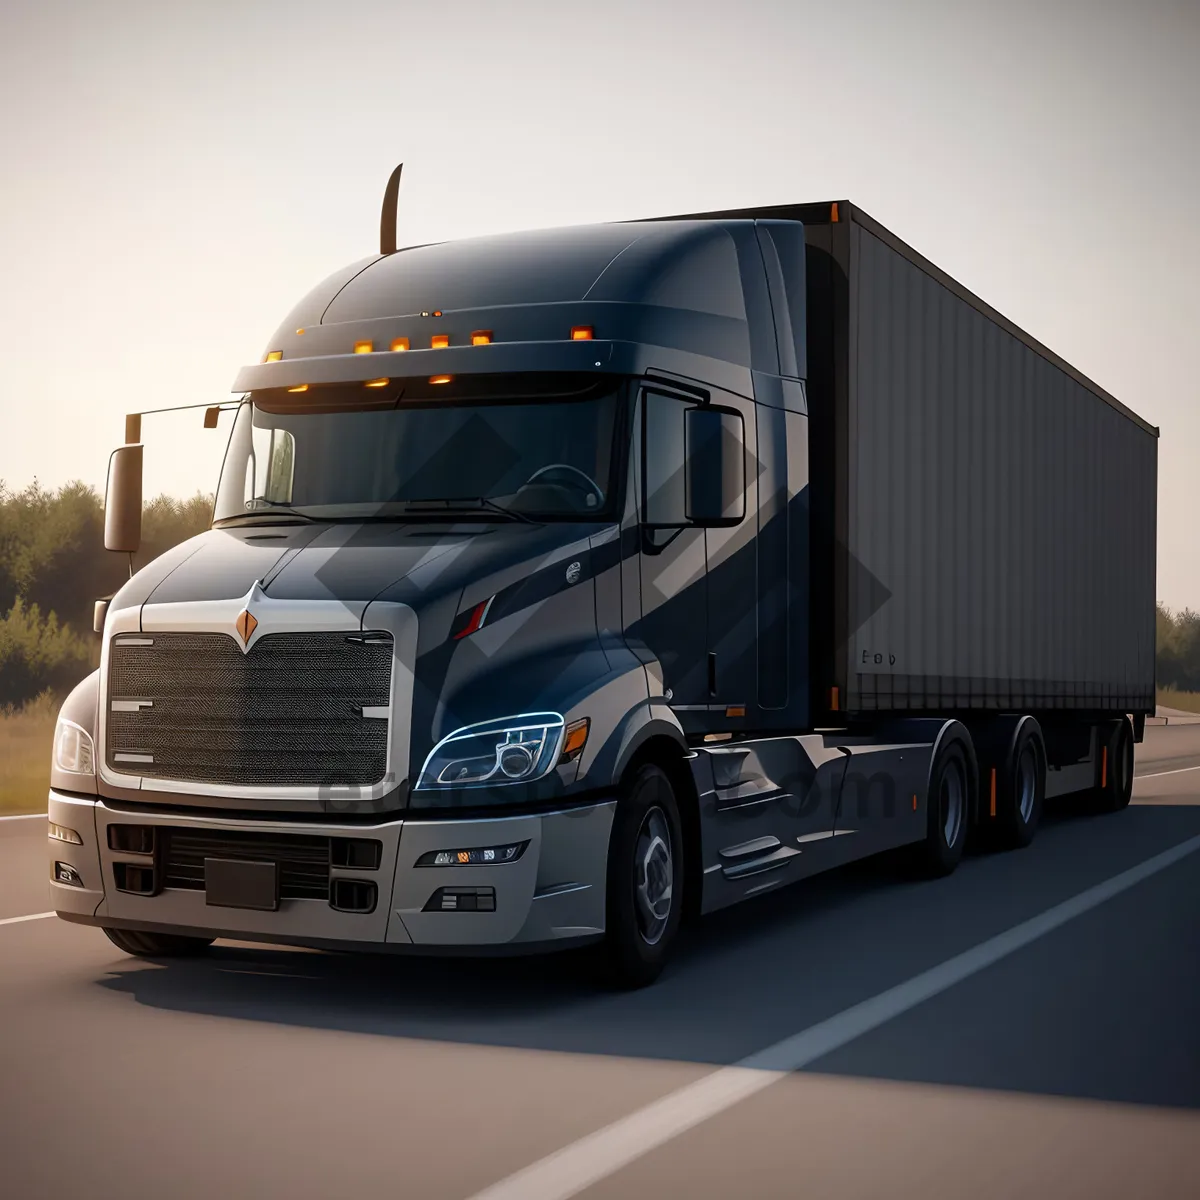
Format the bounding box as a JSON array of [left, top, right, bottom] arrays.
[[48, 791, 615, 951]]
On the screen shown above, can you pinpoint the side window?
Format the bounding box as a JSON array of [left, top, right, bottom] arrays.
[[641, 390, 689, 526], [245, 426, 296, 508]]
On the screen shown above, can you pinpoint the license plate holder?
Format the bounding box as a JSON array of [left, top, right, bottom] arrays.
[[204, 858, 279, 911]]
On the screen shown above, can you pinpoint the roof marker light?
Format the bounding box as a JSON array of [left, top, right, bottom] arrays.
[[391, 337, 410, 352], [431, 334, 450, 349], [364, 378, 389, 388], [571, 326, 594, 340], [264, 351, 283, 362], [471, 330, 492, 346], [354, 340, 374, 354], [429, 374, 453, 385], [287, 385, 309, 393]]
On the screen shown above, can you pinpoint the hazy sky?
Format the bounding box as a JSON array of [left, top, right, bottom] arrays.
[[1, 0, 1196, 607]]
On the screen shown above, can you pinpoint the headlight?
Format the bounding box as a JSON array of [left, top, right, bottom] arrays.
[[53, 717, 96, 776], [415, 713, 565, 790]]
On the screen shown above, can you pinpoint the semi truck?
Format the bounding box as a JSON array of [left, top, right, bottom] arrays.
[[47, 166, 1158, 986]]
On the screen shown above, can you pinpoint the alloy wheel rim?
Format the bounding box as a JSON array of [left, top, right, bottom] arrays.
[[942, 761, 965, 848], [1017, 745, 1037, 823], [634, 805, 674, 946]]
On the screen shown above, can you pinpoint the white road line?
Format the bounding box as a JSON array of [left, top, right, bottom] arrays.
[[1136, 765, 1200, 780], [0, 912, 55, 927], [0, 812, 47, 822], [468, 832, 1200, 1200]]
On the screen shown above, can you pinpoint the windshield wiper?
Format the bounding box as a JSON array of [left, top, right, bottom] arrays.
[[399, 497, 539, 524], [215, 504, 319, 525]]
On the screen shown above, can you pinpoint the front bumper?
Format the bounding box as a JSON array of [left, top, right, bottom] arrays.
[[48, 791, 615, 953]]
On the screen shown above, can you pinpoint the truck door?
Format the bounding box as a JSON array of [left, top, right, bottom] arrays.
[[702, 390, 758, 713], [634, 387, 710, 711]]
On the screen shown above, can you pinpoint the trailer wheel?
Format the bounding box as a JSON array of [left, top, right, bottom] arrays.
[[601, 763, 684, 989], [1091, 717, 1134, 813], [914, 737, 972, 877], [993, 723, 1046, 850], [103, 927, 214, 958]]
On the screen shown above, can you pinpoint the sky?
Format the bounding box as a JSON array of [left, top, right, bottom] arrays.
[[0, 0, 1197, 608]]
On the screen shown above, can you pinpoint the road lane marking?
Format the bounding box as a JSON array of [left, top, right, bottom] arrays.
[[0, 912, 55, 927], [1136, 765, 1200, 780], [468, 832, 1200, 1200]]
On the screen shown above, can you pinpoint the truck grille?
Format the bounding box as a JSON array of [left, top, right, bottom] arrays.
[[106, 631, 392, 788], [162, 828, 335, 900]]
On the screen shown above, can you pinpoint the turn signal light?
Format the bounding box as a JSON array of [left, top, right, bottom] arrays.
[[264, 350, 283, 362], [570, 326, 594, 340], [559, 717, 590, 763], [415, 842, 529, 867]]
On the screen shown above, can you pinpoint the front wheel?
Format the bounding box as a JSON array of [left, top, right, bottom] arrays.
[[103, 927, 215, 958], [601, 764, 684, 989]]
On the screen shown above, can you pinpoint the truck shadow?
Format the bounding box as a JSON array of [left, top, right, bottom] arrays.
[[96, 800, 1200, 1113]]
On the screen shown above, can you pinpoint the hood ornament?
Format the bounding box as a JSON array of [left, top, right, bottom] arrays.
[[234, 581, 266, 651]]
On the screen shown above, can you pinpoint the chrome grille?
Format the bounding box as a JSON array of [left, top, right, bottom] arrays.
[[106, 632, 392, 787]]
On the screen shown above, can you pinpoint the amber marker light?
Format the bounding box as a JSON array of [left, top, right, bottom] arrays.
[[471, 330, 492, 346], [364, 378, 390, 388], [287, 385, 309, 393], [570, 326, 594, 340], [429, 374, 453, 385], [391, 337, 410, 352], [264, 350, 283, 362], [354, 340, 374, 354], [431, 334, 450, 349], [296, 328, 305, 335], [559, 717, 590, 764]]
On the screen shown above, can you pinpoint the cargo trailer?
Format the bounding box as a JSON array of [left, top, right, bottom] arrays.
[[47, 166, 1157, 986]]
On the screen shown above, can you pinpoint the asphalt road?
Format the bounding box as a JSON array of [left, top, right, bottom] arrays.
[[2, 725, 1199, 1199]]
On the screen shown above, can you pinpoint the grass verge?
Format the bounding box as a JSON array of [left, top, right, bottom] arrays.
[[0, 693, 56, 813], [1157, 687, 1200, 715]]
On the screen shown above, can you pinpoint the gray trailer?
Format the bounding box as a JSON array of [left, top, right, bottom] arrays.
[[665, 199, 1158, 721], [47, 171, 1158, 986]]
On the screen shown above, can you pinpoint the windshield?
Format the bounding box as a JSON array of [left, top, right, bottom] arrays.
[[213, 376, 626, 524]]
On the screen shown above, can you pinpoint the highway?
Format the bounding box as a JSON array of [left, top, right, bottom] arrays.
[[2, 724, 1199, 1199]]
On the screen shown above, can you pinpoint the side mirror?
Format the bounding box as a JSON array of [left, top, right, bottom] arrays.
[[104, 444, 143, 553], [685, 406, 745, 526]]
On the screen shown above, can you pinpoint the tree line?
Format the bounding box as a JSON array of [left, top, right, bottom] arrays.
[[0, 481, 212, 704], [2, 480, 1199, 707]]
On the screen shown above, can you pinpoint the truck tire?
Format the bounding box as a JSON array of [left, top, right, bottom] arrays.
[[1091, 717, 1135, 813], [601, 763, 684, 989], [992, 722, 1045, 850], [913, 736, 972, 877], [103, 927, 215, 958]]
